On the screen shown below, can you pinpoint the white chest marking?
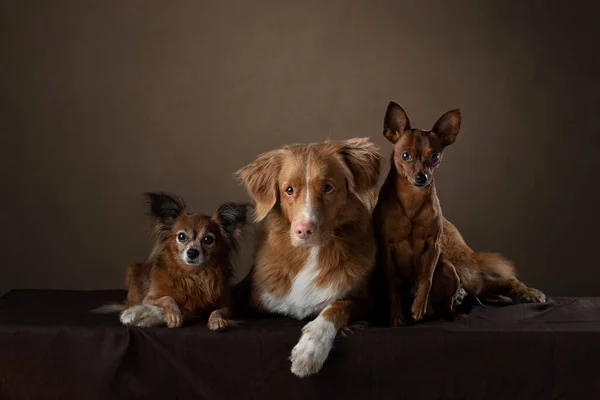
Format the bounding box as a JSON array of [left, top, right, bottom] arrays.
[[261, 247, 345, 319]]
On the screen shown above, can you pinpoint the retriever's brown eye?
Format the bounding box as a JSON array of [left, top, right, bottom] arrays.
[[322, 184, 334, 193], [202, 235, 214, 245], [285, 186, 294, 196], [177, 232, 187, 242], [401, 152, 413, 162], [430, 153, 440, 163]]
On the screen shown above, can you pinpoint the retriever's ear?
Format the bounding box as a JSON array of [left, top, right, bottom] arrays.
[[337, 138, 384, 211], [214, 202, 252, 246], [432, 109, 461, 146], [145, 192, 186, 227], [236, 150, 284, 222], [384, 101, 411, 143]]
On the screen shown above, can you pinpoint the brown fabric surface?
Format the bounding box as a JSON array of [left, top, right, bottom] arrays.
[[0, 290, 599, 400]]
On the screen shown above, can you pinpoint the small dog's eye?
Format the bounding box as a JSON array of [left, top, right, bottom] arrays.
[[322, 184, 334, 193], [401, 152, 413, 162], [285, 186, 294, 196], [202, 236, 215, 245], [177, 232, 187, 242], [430, 153, 440, 163]]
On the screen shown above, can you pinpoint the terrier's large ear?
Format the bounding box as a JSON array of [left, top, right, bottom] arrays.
[[337, 138, 384, 211], [214, 202, 253, 247], [236, 149, 284, 222], [384, 101, 411, 143], [145, 192, 186, 226], [432, 109, 461, 146]]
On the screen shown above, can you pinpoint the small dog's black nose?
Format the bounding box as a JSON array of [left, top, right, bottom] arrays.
[[415, 172, 429, 185], [186, 248, 200, 259]]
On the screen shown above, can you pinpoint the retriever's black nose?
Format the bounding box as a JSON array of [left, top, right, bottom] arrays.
[[186, 248, 200, 259]]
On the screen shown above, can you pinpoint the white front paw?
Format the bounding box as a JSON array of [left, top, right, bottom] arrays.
[[290, 317, 337, 378], [119, 305, 165, 327]]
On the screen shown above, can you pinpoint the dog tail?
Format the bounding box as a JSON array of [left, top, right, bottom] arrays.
[[472, 252, 517, 277], [90, 303, 127, 314], [468, 252, 520, 305]]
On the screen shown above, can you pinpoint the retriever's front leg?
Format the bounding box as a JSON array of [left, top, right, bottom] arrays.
[[290, 299, 365, 377]]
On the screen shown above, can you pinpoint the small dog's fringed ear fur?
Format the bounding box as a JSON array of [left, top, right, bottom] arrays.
[[145, 192, 186, 225], [237, 150, 284, 222], [214, 202, 252, 250], [337, 138, 384, 211], [432, 109, 461, 146], [144, 192, 187, 262], [384, 101, 411, 143]]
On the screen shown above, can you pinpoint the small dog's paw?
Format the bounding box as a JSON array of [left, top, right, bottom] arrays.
[[389, 314, 406, 327], [164, 309, 183, 328], [290, 317, 337, 378], [517, 288, 547, 303], [120, 307, 139, 326], [445, 311, 468, 321], [411, 295, 428, 322], [208, 313, 229, 332], [120, 305, 165, 327]]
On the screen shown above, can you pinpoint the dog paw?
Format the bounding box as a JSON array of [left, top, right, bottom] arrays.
[[120, 305, 165, 327], [290, 317, 337, 378], [517, 288, 547, 303], [164, 309, 183, 328], [208, 311, 229, 332], [411, 294, 428, 322], [446, 311, 468, 321], [389, 314, 406, 327]]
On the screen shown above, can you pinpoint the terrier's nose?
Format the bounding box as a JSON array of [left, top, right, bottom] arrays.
[[295, 222, 316, 240], [414, 172, 429, 186], [186, 248, 200, 259]]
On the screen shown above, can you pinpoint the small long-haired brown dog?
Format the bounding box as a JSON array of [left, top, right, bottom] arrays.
[[374, 102, 546, 326], [94, 192, 252, 331]]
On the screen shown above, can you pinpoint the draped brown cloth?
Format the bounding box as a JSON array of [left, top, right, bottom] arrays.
[[1, 289, 599, 400]]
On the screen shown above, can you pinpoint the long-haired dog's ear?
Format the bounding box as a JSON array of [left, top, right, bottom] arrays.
[[337, 138, 384, 211], [236, 150, 283, 222], [214, 202, 253, 248], [145, 192, 186, 226], [144, 192, 187, 262]]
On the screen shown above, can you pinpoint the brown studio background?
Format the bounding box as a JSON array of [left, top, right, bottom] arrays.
[[1, 1, 599, 296]]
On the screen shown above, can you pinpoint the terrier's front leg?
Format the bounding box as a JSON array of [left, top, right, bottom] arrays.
[[412, 243, 441, 321]]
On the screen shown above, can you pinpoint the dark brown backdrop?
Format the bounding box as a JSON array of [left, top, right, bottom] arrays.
[[1, 1, 598, 296]]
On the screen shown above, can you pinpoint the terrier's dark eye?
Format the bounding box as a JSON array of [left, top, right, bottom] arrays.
[[430, 153, 440, 163], [322, 184, 334, 193], [202, 235, 215, 245], [401, 152, 413, 162], [285, 186, 294, 195], [177, 232, 187, 242]]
